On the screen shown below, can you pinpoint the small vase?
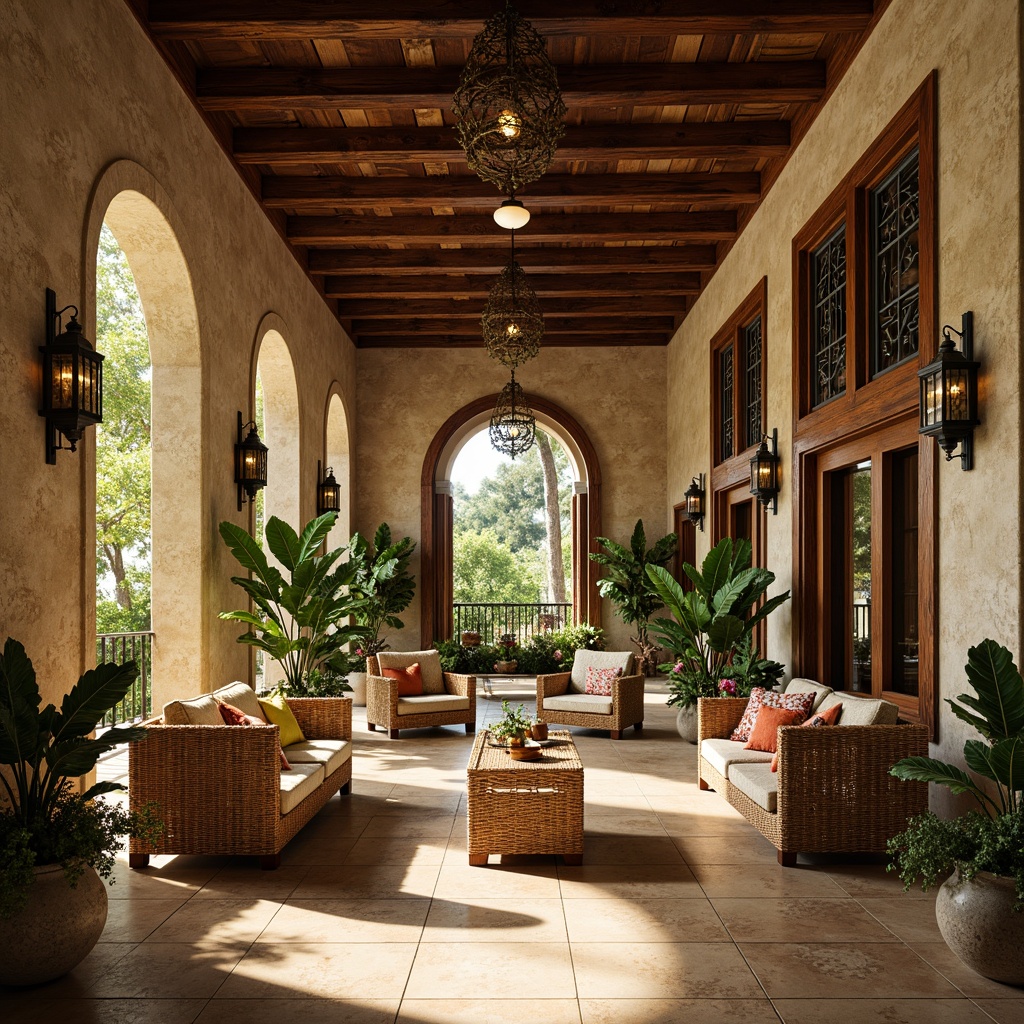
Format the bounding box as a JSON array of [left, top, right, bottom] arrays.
[[675, 705, 698, 743], [531, 722, 549, 741], [347, 671, 367, 707]]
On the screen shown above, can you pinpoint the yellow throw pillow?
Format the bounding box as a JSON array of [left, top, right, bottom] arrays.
[[257, 694, 306, 747]]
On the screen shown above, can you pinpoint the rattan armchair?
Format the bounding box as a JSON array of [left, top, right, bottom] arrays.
[[536, 649, 644, 739], [366, 650, 476, 738]]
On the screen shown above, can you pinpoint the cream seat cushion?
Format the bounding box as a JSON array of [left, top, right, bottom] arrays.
[[820, 692, 899, 725], [729, 762, 778, 813], [397, 694, 470, 716], [280, 762, 324, 815], [569, 650, 635, 694], [284, 738, 352, 776], [377, 650, 446, 694], [544, 693, 613, 715], [783, 679, 834, 713], [700, 738, 774, 778]]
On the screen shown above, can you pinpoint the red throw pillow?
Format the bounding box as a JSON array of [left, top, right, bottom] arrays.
[[770, 702, 843, 771], [585, 665, 621, 696], [217, 700, 291, 770], [743, 705, 805, 753], [730, 686, 816, 742], [383, 662, 423, 696]]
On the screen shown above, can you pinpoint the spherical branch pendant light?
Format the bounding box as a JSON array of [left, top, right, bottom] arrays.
[[481, 230, 544, 368], [489, 370, 536, 459], [453, 2, 566, 196]]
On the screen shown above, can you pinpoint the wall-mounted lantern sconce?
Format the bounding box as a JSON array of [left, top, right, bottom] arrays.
[[918, 311, 980, 471], [683, 473, 705, 532], [234, 411, 267, 512], [316, 460, 341, 517], [39, 288, 104, 464], [749, 428, 780, 515]]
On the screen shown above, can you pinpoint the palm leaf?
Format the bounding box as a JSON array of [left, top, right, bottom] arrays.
[[0, 638, 42, 766], [296, 513, 337, 564], [707, 613, 746, 654], [890, 756, 996, 811], [960, 638, 1024, 740], [53, 661, 139, 741], [218, 521, 273, 583], [265, 516, 301, 571], [745, 591, 793, 631], [699, 539, 734, 599], [629, 519, 647, 561]]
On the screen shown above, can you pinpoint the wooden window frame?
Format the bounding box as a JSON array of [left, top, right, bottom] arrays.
[[792, 74, 938, 738], [672, 503, 697, 590]]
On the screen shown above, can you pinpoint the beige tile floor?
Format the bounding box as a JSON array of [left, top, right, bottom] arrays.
[[5, 685, 1023, 1023]]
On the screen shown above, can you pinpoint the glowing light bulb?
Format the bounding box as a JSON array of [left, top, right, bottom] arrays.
[[507, 322, 520, 337], [498, 109, 521, 139], [509, 425, 520, 438]]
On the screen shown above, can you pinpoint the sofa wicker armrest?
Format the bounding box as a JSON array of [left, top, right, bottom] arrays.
[[366, 673, 400, 726], [286, 696, 352, 740], [444, 673, 476, 701], [611, 672, 646, 726], [537, 671, 572, 701], [697, 696, 749, 741]]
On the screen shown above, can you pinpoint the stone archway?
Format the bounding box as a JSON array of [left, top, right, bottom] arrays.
[[420, 393, 602, 647], [323, 385, 352, 551]]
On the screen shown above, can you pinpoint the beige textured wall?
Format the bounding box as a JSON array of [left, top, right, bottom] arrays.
[[667, 0, 1022, 799], [0, 0, 356, 710], [355, 346, 668, 653]]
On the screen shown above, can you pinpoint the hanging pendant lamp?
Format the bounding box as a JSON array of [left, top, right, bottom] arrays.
[[453, 1, 566, 196], [489, 370, 536, 459], [481, 230, 543, 368]]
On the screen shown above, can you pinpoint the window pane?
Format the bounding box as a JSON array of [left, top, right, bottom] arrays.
[[850, 462, 872, 693], [890, 448, 919, 695], [720, 345, 734, 461], [812, 225, 847, 407], [744, 316, 762, 449], [872, 149, 920, 374]]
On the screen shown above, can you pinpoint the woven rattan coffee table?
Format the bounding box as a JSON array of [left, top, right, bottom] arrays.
[[466, 728, 584, 866]]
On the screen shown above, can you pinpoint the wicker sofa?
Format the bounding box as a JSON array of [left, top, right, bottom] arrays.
[[697, 679, 928, 866], [536, 650, 645, 739], [129, 682, 352, 870]]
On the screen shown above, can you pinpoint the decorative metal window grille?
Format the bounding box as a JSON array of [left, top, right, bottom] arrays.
[[872, 149, 920, 375], [744, 316, 762, 449], [720, 345, 734, 462], [812, 225, 847, 407]]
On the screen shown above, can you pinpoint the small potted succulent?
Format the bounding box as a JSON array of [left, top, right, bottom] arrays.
[[490, 700, 532, 748], [494, 633, 518, 674]]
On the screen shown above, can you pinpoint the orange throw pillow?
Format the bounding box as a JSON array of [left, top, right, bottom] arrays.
[[383, 662, 423, 696], [743, 705, 804, 753], [217, 699, 291, 770], [770, 702, 843, 771]]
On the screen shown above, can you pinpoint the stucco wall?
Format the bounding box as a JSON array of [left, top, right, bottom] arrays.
[[666, 0, 1022, 799], [0, 0, 357, 710], [354, 346, 669, 653]]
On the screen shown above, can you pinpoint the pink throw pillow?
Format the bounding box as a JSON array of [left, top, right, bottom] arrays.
[[585, 665, 621, 696], [730, 687, 816, 742]]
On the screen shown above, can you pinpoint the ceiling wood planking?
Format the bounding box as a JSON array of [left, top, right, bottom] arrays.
[[339, 295, 685, 318], [149, 2, 876, 40], [350, 315, 674, 335], [355, 333, 670, 349]]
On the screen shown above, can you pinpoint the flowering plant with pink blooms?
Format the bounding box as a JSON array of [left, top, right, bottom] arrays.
[[718, 678, 738, 696], [553, 649, 563, 663]]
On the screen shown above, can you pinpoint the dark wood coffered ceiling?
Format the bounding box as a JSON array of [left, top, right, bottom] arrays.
[[127, 1, 889, 349]]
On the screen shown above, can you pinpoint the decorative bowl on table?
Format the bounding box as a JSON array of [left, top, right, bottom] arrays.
[[509, 744, 543, 761]]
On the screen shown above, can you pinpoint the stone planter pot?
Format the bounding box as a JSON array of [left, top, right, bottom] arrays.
[[676, 705, 698, 743], [936, 869, 1024, 984], [347, 671, 367, 707], [0, 863, 108, 986]]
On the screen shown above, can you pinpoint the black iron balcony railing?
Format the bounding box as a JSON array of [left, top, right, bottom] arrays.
[[453, 602, 571, 646], [97, 630, 154, 726]]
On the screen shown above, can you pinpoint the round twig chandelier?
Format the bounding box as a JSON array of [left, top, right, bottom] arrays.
[[489, 371, 536, 459], [481, 234, 544, 368], [452, 2, 566, 195]]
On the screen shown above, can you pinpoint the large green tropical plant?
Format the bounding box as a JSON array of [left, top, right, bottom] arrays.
[[646, 537, 790, 707], [0, 639, 158, 917], [589, 520, 677, 674], [348, 523, 417, 657], [888, 639, 1024, 902], [219, 511, 370, 696]]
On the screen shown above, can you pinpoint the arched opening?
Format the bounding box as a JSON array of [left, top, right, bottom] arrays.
[[324, 387, 351, 551], [87, 176, 203, 712], [421, 393, 602, 647]]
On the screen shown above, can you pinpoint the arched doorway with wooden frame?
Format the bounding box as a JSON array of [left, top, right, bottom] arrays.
[[420, 393, 602, 648]]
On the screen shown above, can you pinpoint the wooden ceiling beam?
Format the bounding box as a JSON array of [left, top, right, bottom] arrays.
[[288, 211, 735, 245], [355, 333, 669, 348], [308, 245, 719, 275], [262, 171, 761, 210], [150, 2, 875, 40], [351, 315, 673, 335], [198, 62, 825, 112], [234, 122, 790, 165], [339, 295, 683, 318], [325, 272, 702, 298]]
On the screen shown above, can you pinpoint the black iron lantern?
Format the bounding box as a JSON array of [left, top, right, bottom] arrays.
[[234, 411, 268, 511], [317, 460, 341, 516], [749, 428, 780, 515], [481, 230, 543, 368], [683, 473, 705, 532], [918, 311, 979, 470], [489, 370, 536, 459], [39, 288, 104, 464]]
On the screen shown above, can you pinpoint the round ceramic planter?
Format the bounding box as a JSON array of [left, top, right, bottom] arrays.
[[347, 671, 367, 707], [676, 705, 698, 743], [935, 870, 1024, 985], [0, 863, 108, 986]]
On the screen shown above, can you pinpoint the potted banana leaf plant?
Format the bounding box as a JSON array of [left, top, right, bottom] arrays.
[[888, 638, 1024, 984], [0, 639, 159, 986], [348, 523, 417, 659]]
